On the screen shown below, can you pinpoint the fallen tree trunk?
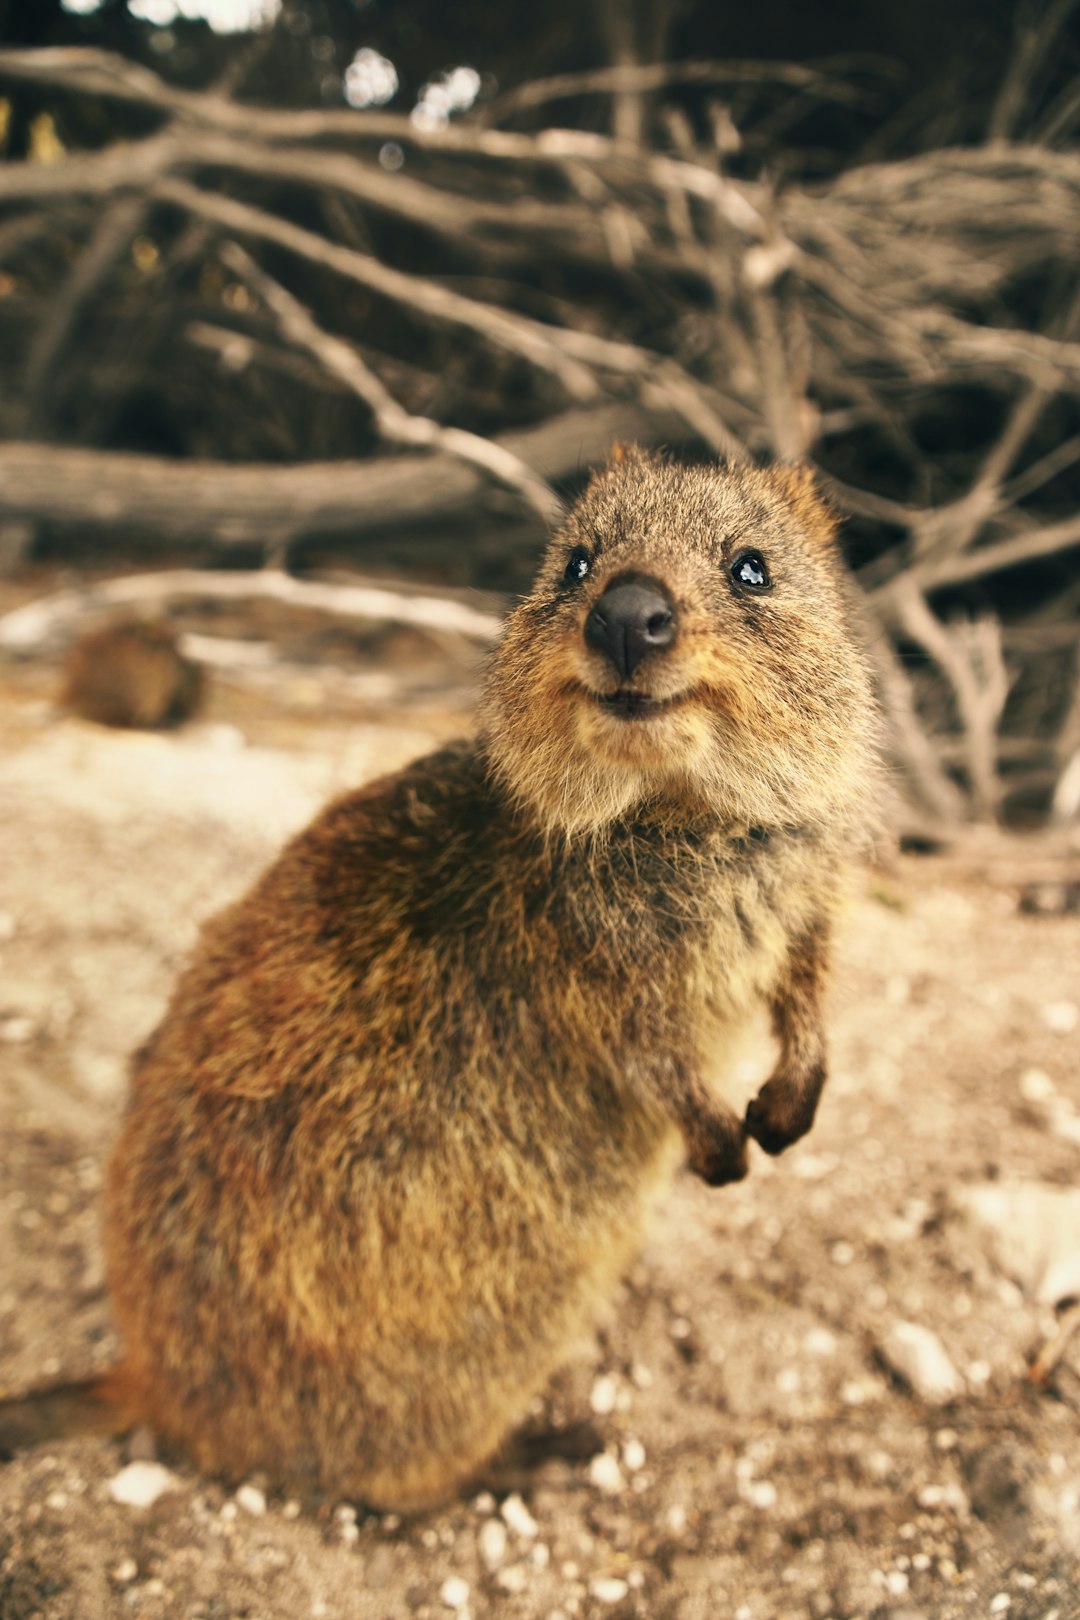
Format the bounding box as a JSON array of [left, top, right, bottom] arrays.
[[0, 402, 682, 546]]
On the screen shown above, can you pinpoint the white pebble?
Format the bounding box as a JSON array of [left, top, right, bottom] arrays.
[[879, 1320, 964, 1403], [496, 1564, 529, 1594], [741, 1479, 777, 1510], [990, 1596, 1011, 1615], [340, 1521, 360, 1546], [381, 1513, 401, 1532], [219, 1501, 238, 1522], [500, 1492, 538, 1539], [884, 1570, 909, 1596], [1019, 1067, 1057, 1102], [587, 1451, 624, 1495], [589, 1577, 629, 1604], [831, 1240, 855, 1266], [112, 1558, 138, 1583], [630, 1362, 653, 1389], [108, 1462, 181, 1509], [478, 1518, 507, 1569], [45, 1491, 69, 1511], [1042, 1001, 1078, 1034], [282, 1499, 301, 1519], [666, 1504, 687, 1534], [804, 1326, 838, 1357], [589, 1374, 618, 1416], [439, 1576, 470, 1610], [235, 1483, 266, 1516], [472, 1491, 496, 1514], [0, 1016, 34, 1044], [622, 1438, 646, 1473], [531, 1542, 550, 1568]]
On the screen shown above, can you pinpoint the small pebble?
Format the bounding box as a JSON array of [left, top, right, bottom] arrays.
[[589, 1576, 629, 1604], [587, 1451, 624, 1495], [666, 1504, 687, 1534], [282, 1500, 301, 1519], [45, 1491, 69, 1511], [741, 1479, 777, 1510], [500, 1493, 538, 1539], [478, 1518, 507, 1569], [496, 1565, 529, 1594], [0, 1016, 34, 1044], [879, 1320, 963, 1403], [236, 1483, 266, 1516], [1042, 1001, 1078, 1034], [831, 1240, 855, 1266], [112, 1558, 138, 1584], [589, 1374, 618, 1416], [439, 1576, 470, 1611], [219, 1501, 238, 1522], [622, 1438, 646, 1473], [531, 1543, 550, 1568], [472, 1491, 496, 1514], [108, 1462, 181, 1509], [1019, 1068, 1057, 1103], [990, 1597, 1011, 1615]]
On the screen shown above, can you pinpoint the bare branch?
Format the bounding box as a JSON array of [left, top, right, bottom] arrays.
[[0, 568, 504, 659], [220, 243, 563, 528]]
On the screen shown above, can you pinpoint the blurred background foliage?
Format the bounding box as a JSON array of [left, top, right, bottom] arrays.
[[0, 0, 1079, 835]]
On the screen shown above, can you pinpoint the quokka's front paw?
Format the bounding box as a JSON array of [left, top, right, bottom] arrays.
[[686, 1121, 749, 1187], [744, 1074, 820, 1157]]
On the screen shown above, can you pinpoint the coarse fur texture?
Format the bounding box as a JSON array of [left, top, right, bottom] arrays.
[[60, 619, 203, 729], [2, 451, 879, 1510]]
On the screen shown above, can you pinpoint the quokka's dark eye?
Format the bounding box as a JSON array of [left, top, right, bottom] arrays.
[[563, 546, 592, 586], [730, 549, 771, 592]]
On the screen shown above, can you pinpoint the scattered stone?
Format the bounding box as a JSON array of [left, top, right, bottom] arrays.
[[740, 1478, 777, 1510], [1019, 1068, 1057, 1103], [108, 1462, 182, 1509], [531, 1542, 550, 1568], [282, 1499, 301, 1519], [622, 1438, 646, 1473], [439, 1576, 470, 1611], [831, 1240, 855, 1266], [472, 1491, 496, 1514], [1041, 1001, 1079, 1034], [804, 1326, 838, 1356], [112, 1558, 138, 1584], [879, 1320, 964, 1403], [589, 1373, 618, 1415], [0, 1015, 35, 1043], [495, 1565, 529, 1594], [478, 1517, 507, 1570], [588, 1576, 629, 1604], [500, 1493, 538, 1539], [235, 1483, 266, 1516], [587, 1451, 624, 1495], [956, 1181, 1080, 1306]]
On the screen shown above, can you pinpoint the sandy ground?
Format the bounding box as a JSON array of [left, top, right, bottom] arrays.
[[0, 611, 1078, 1620]]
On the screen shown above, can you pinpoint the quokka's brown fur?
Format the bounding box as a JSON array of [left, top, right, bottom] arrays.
[[60, 619, 203, 729], [4, 451, 878, 1510]]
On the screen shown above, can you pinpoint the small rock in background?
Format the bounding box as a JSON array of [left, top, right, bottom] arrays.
[[439, 1575, 470, 1611], [1041, 999, 1079, 1034], [499, 1493, 538, 1539], [956, 1182, 1080, 1306], [589, 1576, 629, 1605], [587, 1451, 624, 1495], [878, 1321, 964, 1403], [235, 1483, 266, 1516], [478, 1517, 507, 1570], [108, 1462, 182, 1509]]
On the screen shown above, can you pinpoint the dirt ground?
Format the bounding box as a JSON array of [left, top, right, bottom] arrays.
[[1, 595, 1078, 1620]]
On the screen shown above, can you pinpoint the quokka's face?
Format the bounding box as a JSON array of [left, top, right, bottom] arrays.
[[484, 451, 877, 836]]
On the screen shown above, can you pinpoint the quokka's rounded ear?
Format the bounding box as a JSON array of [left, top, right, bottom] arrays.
[[605, 441, 663, 470], [772, 463, 840, 547]]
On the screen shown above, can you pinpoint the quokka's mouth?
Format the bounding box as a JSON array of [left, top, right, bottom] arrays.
[[590, 688, 690, 719]]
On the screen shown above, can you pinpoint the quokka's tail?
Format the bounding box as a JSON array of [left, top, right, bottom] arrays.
[[0, 1367, 133, 1458]]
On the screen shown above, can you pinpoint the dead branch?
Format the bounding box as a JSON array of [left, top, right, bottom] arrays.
[[220, 242, 563, 528], [0, 568, 504, 659], [0, 402, 682, 543]]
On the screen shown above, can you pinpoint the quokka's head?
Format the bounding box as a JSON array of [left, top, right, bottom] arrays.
[[483, 448, 879, 839]]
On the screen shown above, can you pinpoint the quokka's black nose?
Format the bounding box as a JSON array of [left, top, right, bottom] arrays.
[[584, 577, 677, 680]]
